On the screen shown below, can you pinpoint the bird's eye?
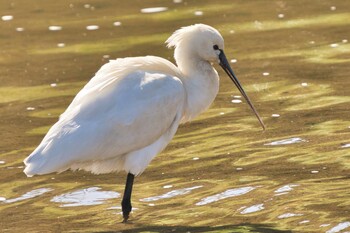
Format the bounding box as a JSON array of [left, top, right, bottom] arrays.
[[213, 45, 219, 50]]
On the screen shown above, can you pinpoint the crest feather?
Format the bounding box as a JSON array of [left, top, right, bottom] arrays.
[[166, 24, 206, 49]]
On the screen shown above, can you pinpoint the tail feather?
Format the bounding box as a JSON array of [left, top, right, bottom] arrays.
[[23, 148, 69, 177], [23, 151, 48, 177]]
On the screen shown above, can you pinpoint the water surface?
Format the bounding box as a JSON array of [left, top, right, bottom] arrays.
[[0, 0, 349, 232]]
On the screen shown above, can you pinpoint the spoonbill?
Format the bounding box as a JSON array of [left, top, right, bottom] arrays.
[[24, 24, 265, 222]]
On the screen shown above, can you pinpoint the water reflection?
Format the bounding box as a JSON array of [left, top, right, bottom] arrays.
[[196, 187, 256, 206], [278, 213, 303, 219], [274, 184, 299, 194], [1, 0, 350, 232], [48, 26, 62, 31], [113, 21, 122, 27], [1, 15, 13, 21], [86, 25, 99, 31], [240, 203, 265, 214], [140, 7, 168, 14], [264, 137, 306, 146], [50, 187, 120, 207], [140, 186, 202, 202], [326, 222, 350, 233], [194, 11, 203, 16], [1, 188, 53, 204]]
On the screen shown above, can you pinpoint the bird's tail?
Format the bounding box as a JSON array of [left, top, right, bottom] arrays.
[[23, 152, 44, 177]]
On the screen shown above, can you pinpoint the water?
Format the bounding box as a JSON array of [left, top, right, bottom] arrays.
[[1, 188, 53, 204], [326, 222, 350, 233], [196, 186, 256, 206], [278, 213, 304, 219], [1, 15, 13, 21], [140, 186, 202, 202], [274, 184, 299, 195], [140, 7, 168, 14], [48, 26, 62, 31], [264, 137, 307, 146], [1, 0, 350, 232], [240, 203, 265, 214], [50, 187, 120, 207]]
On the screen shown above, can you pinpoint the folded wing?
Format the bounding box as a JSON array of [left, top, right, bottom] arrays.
[[24, 57, 185, 176]]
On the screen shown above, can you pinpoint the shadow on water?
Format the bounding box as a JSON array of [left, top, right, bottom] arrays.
[[100, 223, 292, 233]]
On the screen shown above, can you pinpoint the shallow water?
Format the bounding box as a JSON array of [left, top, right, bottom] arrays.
[[1, 0, 350, 232]]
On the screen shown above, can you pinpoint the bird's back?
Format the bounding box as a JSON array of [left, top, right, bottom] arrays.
[[24, 56, 185, 176]]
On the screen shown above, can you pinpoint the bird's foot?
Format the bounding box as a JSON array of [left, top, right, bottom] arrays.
[[122, 212, 131, 223], [121, 202, 132, 223]]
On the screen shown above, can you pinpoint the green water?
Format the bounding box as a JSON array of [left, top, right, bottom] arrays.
[[1, 0, 350, 232]]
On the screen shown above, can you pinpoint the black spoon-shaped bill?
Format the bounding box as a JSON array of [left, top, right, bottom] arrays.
[[218, 49, 266, 130]]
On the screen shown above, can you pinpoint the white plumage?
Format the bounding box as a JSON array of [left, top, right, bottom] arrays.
[[24, 24, 265, 222], [24, 24, 263, 178]]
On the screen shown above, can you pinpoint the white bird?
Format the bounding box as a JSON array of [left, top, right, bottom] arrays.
[[24, 24, 265, 222]]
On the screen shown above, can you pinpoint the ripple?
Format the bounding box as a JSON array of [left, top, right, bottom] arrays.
[[86, 25, 99, 31], [274, 184, 299, 193], [1, 15, 13, 21], [1, 188, 53, 203], [140, 186, 202, 202], [51, 187, 120, 207], [330, 43, 339, 48], [240, 203, 264, 214], [194, 11, 203, 16], [326, 222, 350, 233], [341, 143, 350, 148], [140, 7, 168, 14], [231, 99, 242, 104], [278, 213, 303, 219], [264, 137, 306, 146], [57, 43, 65, 48], [113, 21, 122, 27], [196, 186, 256, 206], [48, 26, 62, 31]]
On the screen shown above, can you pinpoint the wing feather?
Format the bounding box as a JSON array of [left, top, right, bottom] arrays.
[[24, 57, 184, 175]]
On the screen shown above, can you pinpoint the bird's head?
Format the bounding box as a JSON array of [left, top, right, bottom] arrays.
[[166, 24, 224, 63], [166, 24, 265, 130]]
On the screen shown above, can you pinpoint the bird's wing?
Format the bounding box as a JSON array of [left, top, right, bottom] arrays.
[[61, 56, 181, 119], [24, 57, 185, 175]]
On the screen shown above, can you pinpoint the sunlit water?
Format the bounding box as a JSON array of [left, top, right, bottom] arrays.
[[1, 188, 53, 204], [0, 0, 350, 232], [51, 187, 120, 207]]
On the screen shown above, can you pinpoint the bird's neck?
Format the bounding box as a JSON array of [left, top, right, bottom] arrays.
[[176, 56, 220, 123]]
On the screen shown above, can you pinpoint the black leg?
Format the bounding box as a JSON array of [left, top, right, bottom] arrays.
[[121, 172, 135, 223]]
